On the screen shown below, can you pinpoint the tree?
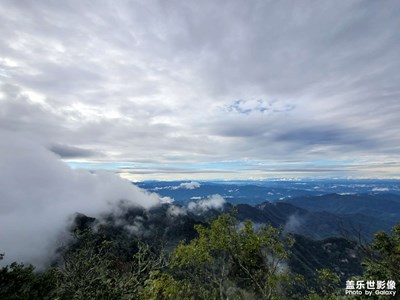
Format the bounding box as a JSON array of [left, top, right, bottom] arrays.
[[304, 268, 341, 300], [55, 230, 168, 300], [142, 271, 207, 300], [362, 224, 400, 281], [0, 261, 57, 300], [170, 213, 294, 299]]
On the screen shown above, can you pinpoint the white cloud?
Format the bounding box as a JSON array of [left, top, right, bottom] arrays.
[[178, 181, 201, 189], [167, 205, 187, 218], [0, 130, 161, 267], [165, 194, 226, 218], [160, 196, 174, 204], [372, 187, 389, 192], [187, 194, 226, 213], [283, 214, 304, 234]]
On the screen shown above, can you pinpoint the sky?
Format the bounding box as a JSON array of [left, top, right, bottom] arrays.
[[1, 0, 400, 180]]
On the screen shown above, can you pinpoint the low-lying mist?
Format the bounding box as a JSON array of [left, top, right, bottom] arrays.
[[0, 131, 165, 268]]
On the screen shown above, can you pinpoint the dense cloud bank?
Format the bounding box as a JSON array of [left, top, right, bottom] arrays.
[[0, 131, 162, 267], [0, 1, 399, 179]]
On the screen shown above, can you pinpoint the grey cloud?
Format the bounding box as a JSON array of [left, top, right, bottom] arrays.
[[274, 126, 377, 149], [0, 84, 66, 140], [0, 0, 399, 178], [49, 143, 101, 158], [16, 62, 103, 94], [117, 168, 232, 175], [214, 122, 268, 138]]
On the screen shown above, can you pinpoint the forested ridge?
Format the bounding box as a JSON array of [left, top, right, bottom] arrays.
[[1, 207, 399, 300]]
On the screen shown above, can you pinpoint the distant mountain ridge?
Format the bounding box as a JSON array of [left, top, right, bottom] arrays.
[[138, 180, 400, 240], [78, 192, 397, 247], [281, 193, 400, 224], [230, 200, 393, 241], [137, 179, 400, 205]]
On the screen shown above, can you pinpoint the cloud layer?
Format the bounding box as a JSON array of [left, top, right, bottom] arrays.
[[0, 131, 161, 267], [1, 0, 400, 179]]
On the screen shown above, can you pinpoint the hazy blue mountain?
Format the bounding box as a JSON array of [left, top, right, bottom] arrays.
[[231, 202, 393, 241], [137, 179, 400, 205], [135, 180, 400, 241], [283, 193, 400, 224]]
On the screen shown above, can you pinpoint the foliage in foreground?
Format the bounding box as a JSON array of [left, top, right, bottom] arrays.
[[1, 214, 399, 299], [169, 214, 295, 299]]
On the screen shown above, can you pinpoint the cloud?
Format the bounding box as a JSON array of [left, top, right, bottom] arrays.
[[283, 214, 304, 234], [49, 143, 100, 158], [224, 99, 295, 115], [164, 194, 226, 218], [0, 1, 400, 179], [187, 194, 226, 213], [167, 205, 187, 218], [178, 181, 201, 189], [0, 130, 162, 268], [372, 187, 389, 192]]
